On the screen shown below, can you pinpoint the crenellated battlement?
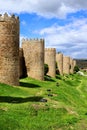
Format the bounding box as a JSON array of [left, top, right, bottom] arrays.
[[45, 48, 56, 51], [63, 55, 70, 58], [0, 13, 19, 22], [22, 38, 44, 43]]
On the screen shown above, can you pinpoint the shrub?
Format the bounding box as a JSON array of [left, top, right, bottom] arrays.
[[74, 65, 80, 73], [44, 64, 49, 75], [56, 69, 60, 75]]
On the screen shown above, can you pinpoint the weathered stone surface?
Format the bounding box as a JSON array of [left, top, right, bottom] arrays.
[[63, 56, 70, 75], [56, 53, 63, 75], [0, 13, 19, 86], [70, 58, 74, 74], [45, 48, 56, 77]]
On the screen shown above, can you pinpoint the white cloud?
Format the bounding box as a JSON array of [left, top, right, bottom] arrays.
[[0, 0, 87, 18], [21, 20, 27, 26], [37, 18, 87, 58]]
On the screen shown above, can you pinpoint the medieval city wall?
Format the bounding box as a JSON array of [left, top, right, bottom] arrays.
[[45, 48, 56, 77], [0, 12, 84, 86], [0, 13, 19, 86], [22, 39, 44, 80]]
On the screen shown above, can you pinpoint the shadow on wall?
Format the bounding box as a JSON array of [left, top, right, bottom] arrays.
[[19, 82, 41, 88], [0, 96, 43, 103], [19, 57, 27, 79]]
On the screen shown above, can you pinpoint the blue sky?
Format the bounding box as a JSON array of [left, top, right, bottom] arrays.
[[0, 0, 87, 59]]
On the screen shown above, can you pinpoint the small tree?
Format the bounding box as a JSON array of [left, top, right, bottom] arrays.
[[44, 64, 49, 75], [74, 65, 80, 73]]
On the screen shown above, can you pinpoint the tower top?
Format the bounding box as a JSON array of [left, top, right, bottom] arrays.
[[22, 38, 44, 41], [45, 48, 56, 51], [22, 38, 44, 43], [0, 13, 19, 22]]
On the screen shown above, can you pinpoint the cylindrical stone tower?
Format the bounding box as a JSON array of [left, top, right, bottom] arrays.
[[0, 13, 19, 86], [56, 53, 63, 75], [22, 39, 44, 80], [63, 56, 70, 75], [45, 48, 56, 77], [70, 58, 74, 74]]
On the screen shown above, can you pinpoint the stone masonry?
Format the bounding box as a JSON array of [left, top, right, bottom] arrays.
[[63, 56, 70, 74], [0, 13, 19, 86], [70, 58, 74, 74], [45, 48, 56, 77], [56, 53, 63, 75], [22, 39, 44, 80]]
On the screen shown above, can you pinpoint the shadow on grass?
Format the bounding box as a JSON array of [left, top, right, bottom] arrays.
[[63, 80, 77, 86], [44, 75, 56, 82], [20, 82, 41, 88], [0, 96, 43, 103], [56, 75, 62, 80]]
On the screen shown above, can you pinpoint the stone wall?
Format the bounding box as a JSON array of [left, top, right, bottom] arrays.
[[0, 13, 19, 86], [45, 48, 56, 77], [63, 56, 70, 74], [56, 53, 63, 75], [22, 39, 44, 80], [70, 58, 74, 74]]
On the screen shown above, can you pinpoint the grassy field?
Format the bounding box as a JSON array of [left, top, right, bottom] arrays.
[[0, 74, 87, 130]]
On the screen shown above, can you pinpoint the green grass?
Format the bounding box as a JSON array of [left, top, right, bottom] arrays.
[[0, 74, 87, 130]]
